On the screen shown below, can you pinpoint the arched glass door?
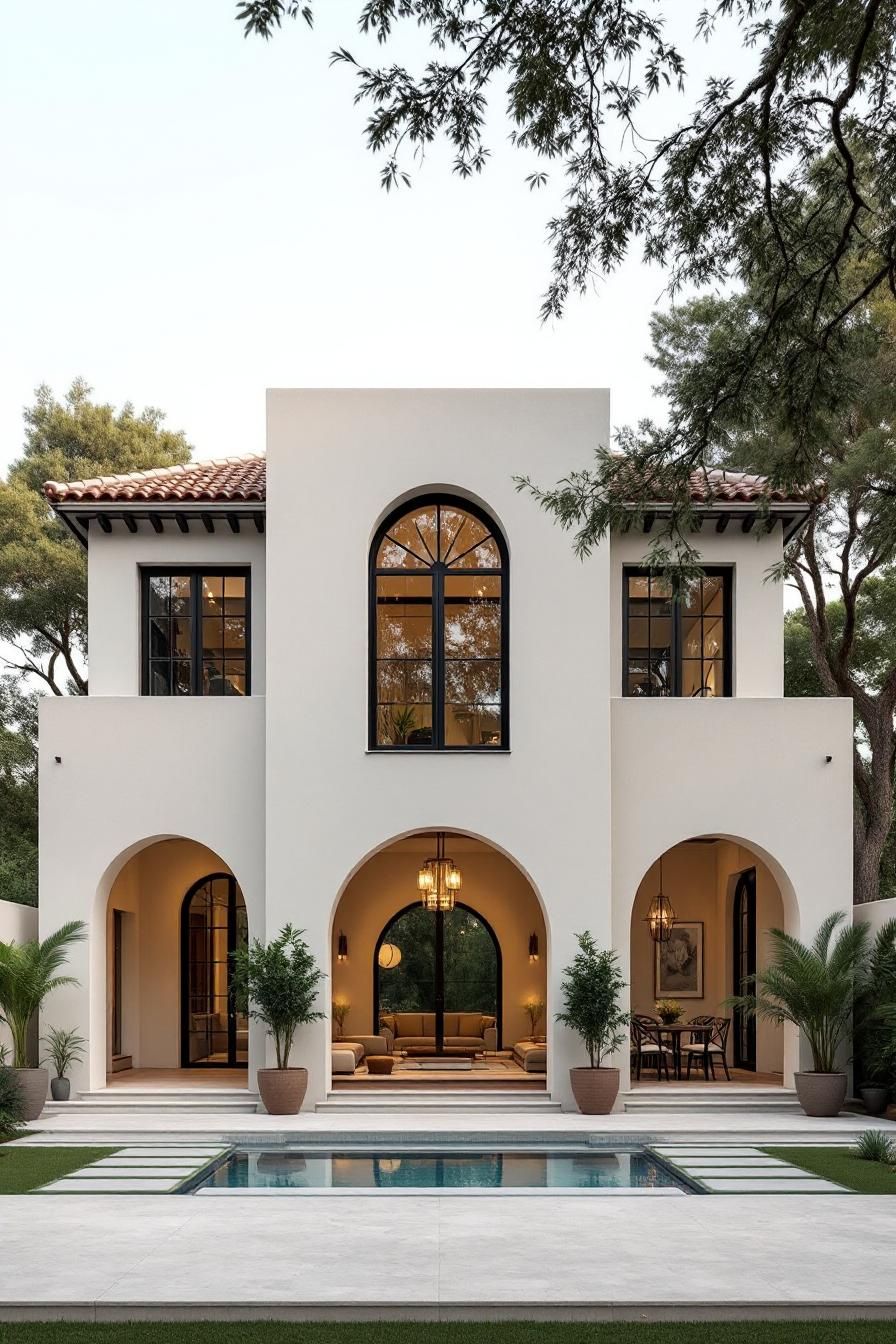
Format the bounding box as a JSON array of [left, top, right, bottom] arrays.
[[181, 873, 248, 1068], [374, 902, 501, 1048]]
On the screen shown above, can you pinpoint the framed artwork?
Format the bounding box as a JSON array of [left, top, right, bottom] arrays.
[[655, 921, 704, 998]]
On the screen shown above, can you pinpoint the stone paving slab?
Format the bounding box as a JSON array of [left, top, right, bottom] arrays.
[[699, 1177, 847, 1193], [681, 1166, 812, 1179], [91, 1158, 209, 1169], [37, 1178, 185, 1194]]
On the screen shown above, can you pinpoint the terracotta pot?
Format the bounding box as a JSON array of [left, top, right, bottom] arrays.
[[569, 1066, 620, 1115], [859, 1086, 890, 1117], [794, 1071, 847, 1117], [257, 1067, 308, 1115], [11, 1068, 48, 1121]]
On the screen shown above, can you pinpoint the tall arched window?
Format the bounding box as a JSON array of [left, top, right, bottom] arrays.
[[181, 873, 248, 1068], [370, 496, 508, 749]]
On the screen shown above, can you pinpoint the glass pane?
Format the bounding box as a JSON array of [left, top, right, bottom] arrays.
[[681, 615, 702, 660], [380, 507, 438, 568], [172, 619, 192, 655], [702, 615, 724, 658], [649, 616, 673, 654], [149, 661, 171, 695], [148, 576, 170, 616], [449, 536, 501, 568], [377, 659, 432, 703], [440, 508, 488, 564], [445, 659, 500, 704], [224, 575, 245, 600], [223, 616, 246, 651], [149, 618, 170, 659], [445, 702, 502, 746], [170, 575, 192, 616], [376, 702, 433, 746], [203, 660, 228, 695], [202, 575, 224, 614], [202, 618, 224, 656], [648, 576, 673, 613], [223, 661, 247, 695], [377, 576, 432, 658], [626, 658, 652, 696], [444, 575, 501, 658], [702, 658, 725, 696], [627, 575, 650, 601], [173, 660, 192, 694], [626, 617, 650, 654], [702, 576, 724, 614]]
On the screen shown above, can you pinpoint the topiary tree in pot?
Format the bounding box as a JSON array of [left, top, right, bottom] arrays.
[[0, 921, 86, 1121], [230, 924, 326, 1114], [728, 911, 895, 1117], [555, 931, 630, 1114]]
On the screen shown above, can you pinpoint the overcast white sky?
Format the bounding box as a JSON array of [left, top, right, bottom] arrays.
[[1, 2, 752, 473]]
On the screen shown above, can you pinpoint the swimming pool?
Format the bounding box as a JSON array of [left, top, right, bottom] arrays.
[[191, 1147, 694, 1195]]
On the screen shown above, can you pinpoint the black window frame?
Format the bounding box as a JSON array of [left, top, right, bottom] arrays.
[[180, 871, 248, 1069], [140, 566, 252, 697], [369, 494, 509, 751], [622, 566, 733, 698]]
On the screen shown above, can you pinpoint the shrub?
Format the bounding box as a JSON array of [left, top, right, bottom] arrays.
[[854, 1130, 896, 1164], [0, 922, 86, 1067], [0, 1067, 25, 1141], [555, 931, 629, 1068], [230, 924, 325, 1069]]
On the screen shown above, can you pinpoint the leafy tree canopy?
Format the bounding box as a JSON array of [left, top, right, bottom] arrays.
[[237, 1, 896, 524], [0, 682, 38, 906]]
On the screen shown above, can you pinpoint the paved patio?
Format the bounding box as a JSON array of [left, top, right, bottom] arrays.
[[0, 1189, 895, 1321]]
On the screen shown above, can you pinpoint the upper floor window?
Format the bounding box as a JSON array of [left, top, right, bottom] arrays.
[[624, 569, 731, 697], [371, 497, 507, 749], [142, 568, 250, 696]]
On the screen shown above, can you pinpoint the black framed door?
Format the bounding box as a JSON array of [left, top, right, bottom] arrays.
[[732, 868, 757, 1071], [374, 902, 502, 1051], [181, 873, 248, 1068]]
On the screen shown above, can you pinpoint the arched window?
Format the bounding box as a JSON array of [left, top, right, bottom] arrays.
[[370, 496, 508, 749], [181, 873, 248, 1068]]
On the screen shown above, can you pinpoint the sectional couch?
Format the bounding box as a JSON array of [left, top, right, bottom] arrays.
[[379, 1012, 498, 1053]]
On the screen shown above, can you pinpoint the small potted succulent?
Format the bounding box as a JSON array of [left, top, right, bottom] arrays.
[[231, 924, 325, 1115], [655, 999, 682, 1025], [41, 1027, 86, 1101], [556, 931, 630, 1114]]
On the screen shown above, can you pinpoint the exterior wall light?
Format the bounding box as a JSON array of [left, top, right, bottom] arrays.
[[337, 931, 349, 961], [528, 933, 540, 962]]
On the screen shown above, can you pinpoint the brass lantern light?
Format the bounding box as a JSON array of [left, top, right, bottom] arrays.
[[645, 856, 676, 943], [418, 832, 462, 912]]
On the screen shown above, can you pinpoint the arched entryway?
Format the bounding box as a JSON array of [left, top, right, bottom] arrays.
[[374, 901, 503, 1049], [629, 836, 790, 1085], [331, 830, 546, 1088], [181, 873, 248, 1067]]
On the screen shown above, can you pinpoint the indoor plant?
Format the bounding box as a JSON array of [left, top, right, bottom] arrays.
[[0, 921, 86, 1121], [556, 931, 629, 1114], [655, 998, 681, 1025], [41, 1027, 86, 1102], [524, 996, 545, 1040], [231, 923, 325, 1114], [728, 912, 888, 1117], [332, 997, 350, 1040]]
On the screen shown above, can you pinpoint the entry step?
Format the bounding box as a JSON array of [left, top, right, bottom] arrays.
[[317, 1090, 562, 1113], [623, 1087, 802, 1114]]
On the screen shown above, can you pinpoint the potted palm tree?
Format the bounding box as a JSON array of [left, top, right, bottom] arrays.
[[0, 921, 86, 1120], [41, 1027, 87, 1101], [728, 911, 890, 1118], [556, 931, 630, 1114], [854, 917, 896, 1116], [231, 923, 325, 1114]]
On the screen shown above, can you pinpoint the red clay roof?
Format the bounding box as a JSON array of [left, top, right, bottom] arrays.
[[685, 469, 810, 505], [43, 454, 266, 504]]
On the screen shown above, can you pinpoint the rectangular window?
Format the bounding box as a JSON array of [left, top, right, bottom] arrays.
[[623, 569, 731, 697], [142, 569, 250, 696]]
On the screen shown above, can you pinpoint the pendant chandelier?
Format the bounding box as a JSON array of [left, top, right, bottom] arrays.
[[417, 831, 462, 912], [645, 855, 676, 943]]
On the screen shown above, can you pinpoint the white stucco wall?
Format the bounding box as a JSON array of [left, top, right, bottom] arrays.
[[87, 529, 266, 696], [854, 896, 896, 938], [266, 388, 614, 1108], [610, 528, 786, 697], [0, 900, 39, 1063], [611, 696, 854, 1086], [39, 696, 266, 1090]]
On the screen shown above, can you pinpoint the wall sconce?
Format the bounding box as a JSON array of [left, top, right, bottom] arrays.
[[337, 931, 348, 962], [528, 932, 539, 962]]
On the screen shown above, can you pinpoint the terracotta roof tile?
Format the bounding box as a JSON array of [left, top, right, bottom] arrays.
[[43, 454, 266, 504], [686, 468, 811, 505]]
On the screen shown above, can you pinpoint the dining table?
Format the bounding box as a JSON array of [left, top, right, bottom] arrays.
[[656, 1021, 714, 1080]]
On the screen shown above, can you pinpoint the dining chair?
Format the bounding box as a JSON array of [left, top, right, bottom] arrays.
[[630, 1016, 673, 1081], [682, 1015, 732, 1080]]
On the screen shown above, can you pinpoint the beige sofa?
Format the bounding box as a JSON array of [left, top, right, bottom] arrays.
[[379, 1013, 497, 1053], [331, 1035, 389, 1074]]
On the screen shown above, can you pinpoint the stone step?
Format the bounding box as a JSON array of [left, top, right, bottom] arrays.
[[317, 1090, 562, 1114], [44, 1092, 259, 1115], [623, 1088, 803, 1114]]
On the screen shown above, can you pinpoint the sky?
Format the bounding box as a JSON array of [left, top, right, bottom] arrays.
[[0, 2, 753, 473]]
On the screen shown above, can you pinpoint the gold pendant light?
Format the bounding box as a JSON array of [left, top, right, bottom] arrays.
[[417, 831, 462, 912], [645, 855, 676, 943]]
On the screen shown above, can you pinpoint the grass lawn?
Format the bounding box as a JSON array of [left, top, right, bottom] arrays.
[[1, 1328, 896, 1344], [0, 1146, 118, 1194], [765, 1146, 896, 1194]]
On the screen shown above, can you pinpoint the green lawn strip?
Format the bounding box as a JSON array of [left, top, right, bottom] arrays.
[[0, 1325, 895, 1344], [765, 1146, 896, 1194], [0, 1146, 120, 1194]]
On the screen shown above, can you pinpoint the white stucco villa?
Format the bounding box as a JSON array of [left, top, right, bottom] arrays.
[[38, 389, 853, 1112]]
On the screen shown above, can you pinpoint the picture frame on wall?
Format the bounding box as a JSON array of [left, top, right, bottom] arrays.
[[655, 921, 704, 998]]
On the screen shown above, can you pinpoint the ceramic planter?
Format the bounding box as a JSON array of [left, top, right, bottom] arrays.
[[257, 1067, 308, 1115], [859, 1085, 890, 1117], [11, 1067, 48, 1121], [50, 1077, 71, 1102], [569, 1066, 620, 1115], [794, 1071, 847, 1117]]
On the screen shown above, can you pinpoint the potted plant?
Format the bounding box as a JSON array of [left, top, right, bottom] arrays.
[[231, 923, 325, 1114], [0, 921, 86, 1121], [853, 917, 896, 1116], [555, 931, 629, 1114], [41, 1027, 86, 1101], [332, 997, 350, 1040], [728, 911, 889, 1118], [655, 998, 681, 1025], [523, 996, 545, 1040]]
